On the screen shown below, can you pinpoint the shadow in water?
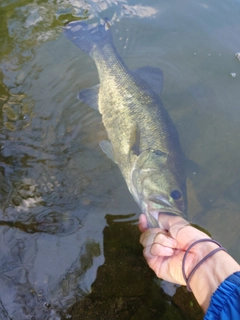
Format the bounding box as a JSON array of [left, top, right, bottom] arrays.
[[68, 214, 204, 320]]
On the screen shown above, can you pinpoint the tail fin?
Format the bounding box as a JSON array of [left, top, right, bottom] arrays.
[[64, 20, 113, 55]]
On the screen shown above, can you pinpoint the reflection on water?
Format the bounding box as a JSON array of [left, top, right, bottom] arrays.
[[0, 0, 240, 318], [0, 209, 104, 319]]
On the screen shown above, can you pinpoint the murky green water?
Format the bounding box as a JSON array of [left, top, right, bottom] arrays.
[[0, 0, 240, 319]]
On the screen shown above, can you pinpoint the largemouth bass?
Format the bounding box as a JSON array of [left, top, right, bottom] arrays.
[[65, 21, 187, 227]]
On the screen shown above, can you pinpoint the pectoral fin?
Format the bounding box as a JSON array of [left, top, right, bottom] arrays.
[[133, 66, 164, 95], [129, 122, 141, 156], [77, 84, 100, 111], [99, 140, 117, 163]]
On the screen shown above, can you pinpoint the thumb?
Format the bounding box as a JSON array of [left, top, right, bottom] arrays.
[[157, 213, 190, 238]]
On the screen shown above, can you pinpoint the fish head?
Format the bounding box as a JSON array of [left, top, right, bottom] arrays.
[[131, 149, 187, 227]]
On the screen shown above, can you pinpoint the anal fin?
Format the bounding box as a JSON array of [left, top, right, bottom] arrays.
[[77, 84, 100, 111]]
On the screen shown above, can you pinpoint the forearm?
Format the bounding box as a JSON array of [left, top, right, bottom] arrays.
[[190, 250, 240, 312]]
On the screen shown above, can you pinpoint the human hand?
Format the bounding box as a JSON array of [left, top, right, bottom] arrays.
[[139, 213, 240, 312], [139, 213, 216, 286]]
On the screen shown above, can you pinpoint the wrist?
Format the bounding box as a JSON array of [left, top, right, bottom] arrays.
[[190, 249, 240, 312], [182, 239, 225, 291]]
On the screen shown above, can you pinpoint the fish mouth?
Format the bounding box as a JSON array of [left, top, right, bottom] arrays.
[[147, 195, 183, 222], [149, 208, 182, 223]]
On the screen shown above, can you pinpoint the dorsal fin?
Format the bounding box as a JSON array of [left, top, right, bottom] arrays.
[[133, 66, 164, 95]]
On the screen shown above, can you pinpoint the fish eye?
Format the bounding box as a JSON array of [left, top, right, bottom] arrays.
[[170, 189, 182, 200], [153, 150, 166, 156]]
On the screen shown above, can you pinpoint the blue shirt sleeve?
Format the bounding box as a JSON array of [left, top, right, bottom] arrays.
[[204, 271, 240, 320]]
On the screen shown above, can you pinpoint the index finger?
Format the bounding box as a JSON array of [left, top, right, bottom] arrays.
[[138, 214, 148, 232]]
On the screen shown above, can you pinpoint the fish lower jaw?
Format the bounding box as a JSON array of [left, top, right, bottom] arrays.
[[149, 208, 182, 222]]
